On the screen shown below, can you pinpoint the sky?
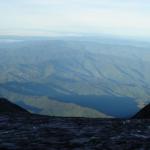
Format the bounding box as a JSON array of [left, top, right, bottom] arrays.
[[0, 0, 150, 38]]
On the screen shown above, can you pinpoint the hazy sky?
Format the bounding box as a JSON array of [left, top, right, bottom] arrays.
[[0, 0, 150, 38]]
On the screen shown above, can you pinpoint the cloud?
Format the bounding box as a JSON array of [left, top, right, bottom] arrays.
[[0, 0, 150, 38]]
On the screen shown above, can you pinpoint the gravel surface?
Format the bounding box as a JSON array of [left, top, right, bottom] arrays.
[[0, 114, 150, 150]]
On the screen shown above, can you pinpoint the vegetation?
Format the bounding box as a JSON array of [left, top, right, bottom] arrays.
[[0, 36, 150, 117]]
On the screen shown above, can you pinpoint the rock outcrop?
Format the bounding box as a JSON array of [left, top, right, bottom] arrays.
[[0, 98, 149, 149], [133, 104, 150, 119], [0, 98, 30, 114]]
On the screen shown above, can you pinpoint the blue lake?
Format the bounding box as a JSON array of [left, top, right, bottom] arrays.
[[51, 95, 139, 118]]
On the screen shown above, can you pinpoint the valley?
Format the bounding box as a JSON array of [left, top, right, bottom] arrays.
[[0, 36, 150, 118]]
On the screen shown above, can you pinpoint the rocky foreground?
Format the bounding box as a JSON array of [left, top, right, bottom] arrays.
[[0, 114, 150, 150]]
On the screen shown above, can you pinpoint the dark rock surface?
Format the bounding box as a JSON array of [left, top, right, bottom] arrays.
[[133, 104, 150, 119], [0, 98, 30, 114], [0, 114, 149, 150]]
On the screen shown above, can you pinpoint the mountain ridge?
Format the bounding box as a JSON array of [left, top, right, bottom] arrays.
[[0, 38, 150, 117]]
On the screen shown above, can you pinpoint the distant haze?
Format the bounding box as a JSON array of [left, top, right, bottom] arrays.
[[0, 0, 150, 39]]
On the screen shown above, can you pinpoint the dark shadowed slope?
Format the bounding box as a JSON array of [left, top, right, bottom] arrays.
[[133, 104, 150, 119], [0, 98, 30, 114]]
